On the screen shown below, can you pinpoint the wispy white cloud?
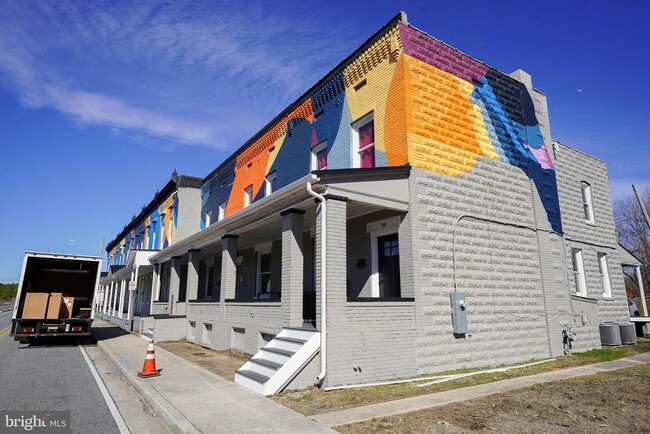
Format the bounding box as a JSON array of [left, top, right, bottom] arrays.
[[0, 1, 354, 149]]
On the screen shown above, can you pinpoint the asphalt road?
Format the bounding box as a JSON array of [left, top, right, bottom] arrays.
[[0, 318, 121, 433]]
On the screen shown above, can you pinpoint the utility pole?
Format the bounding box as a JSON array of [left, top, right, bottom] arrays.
[[633, 184, 650, 231]]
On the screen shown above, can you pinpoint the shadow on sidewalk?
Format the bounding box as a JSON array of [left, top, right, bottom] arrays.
[[92, 322, 132, 342]]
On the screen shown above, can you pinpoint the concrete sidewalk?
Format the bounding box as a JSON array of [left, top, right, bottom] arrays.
[[311, 351, 650, 427], [92, 320, 334, 434]]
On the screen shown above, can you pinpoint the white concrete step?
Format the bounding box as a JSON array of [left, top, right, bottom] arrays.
[[235, 328, 320, 395]]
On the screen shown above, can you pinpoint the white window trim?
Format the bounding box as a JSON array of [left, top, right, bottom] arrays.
[[265, 172, 276, 197], [581, 182, 595, 223], [572, 248, 587, 296], [255, 247, 272, 296], [244, 185, 253, 208], [598, 253, 612, 298], [351, 112, 374, 168], [366, 216, 401, 297], [311, 141, 327, 171], [205, 210, 212, 227], [218, 202, 226, 221]]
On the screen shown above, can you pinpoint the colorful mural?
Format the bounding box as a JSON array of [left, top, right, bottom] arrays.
[[108, 192, 178, 266], [201, 16, 562, 233]]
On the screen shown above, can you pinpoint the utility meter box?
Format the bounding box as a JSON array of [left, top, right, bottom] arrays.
[[450, 291, 467, 334]]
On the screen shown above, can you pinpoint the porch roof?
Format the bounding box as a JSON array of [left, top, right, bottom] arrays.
[[149, 175, 317, 263], [149, 167, 412, 264], [619, 243, 643, 267]]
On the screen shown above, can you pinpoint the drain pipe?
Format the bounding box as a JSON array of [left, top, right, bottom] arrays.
[[306, 178, 327, 384]]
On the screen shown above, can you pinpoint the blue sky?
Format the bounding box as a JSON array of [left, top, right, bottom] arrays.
[[0, 1, 648, 282]]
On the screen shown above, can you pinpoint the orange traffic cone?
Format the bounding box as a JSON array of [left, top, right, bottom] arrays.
[[138, 340, 161, 378]]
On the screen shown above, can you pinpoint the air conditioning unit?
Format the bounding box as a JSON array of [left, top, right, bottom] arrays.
[[599, 323, 621, 346], [617, 322, 636, 345]]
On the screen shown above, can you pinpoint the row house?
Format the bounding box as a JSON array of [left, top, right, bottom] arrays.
[[96, 12, 633, 395], [96, 172, 202, 337]]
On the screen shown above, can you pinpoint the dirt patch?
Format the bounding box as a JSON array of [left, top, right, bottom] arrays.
[[157, 340, 250, 381], [338, 363, 650, 433], [272, 342, 650, 416]]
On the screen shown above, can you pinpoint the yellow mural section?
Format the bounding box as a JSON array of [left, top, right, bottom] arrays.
[[343, 25, 402, 161], [401, 54, 499, 177]]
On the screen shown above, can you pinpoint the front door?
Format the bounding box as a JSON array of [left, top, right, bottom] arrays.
[[378, 233, 401, 297]]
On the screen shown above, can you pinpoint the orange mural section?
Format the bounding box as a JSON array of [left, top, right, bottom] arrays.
[[402, 54, 496, 177], [226, 99, 314, 216]]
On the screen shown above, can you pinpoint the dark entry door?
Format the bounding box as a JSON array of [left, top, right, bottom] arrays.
[[378, 234, 400, 297]]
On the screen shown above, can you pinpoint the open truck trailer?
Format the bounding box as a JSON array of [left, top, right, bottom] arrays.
[[11, 252, 102, 340]]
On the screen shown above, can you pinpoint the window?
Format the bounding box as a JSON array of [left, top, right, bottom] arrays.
[[206, 266, 214, 298], [581, 182, 595, 223], [572, 248, 587, 296], [205, 211, 212, 228], [598, 253, 612, 298], [244, 185, 253, 207], [218, 202, 226, 221], [311, 141, 327, 171], [256, 251, 272, 297], [265, 172, 276, 197], [159, 265, 170, 301], [352, 113, 375, 168]]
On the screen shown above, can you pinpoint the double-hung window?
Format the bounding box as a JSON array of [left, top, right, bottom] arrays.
[[244, 185, 253, 208], [206, 266, 214, 298], [311, 141, 327, 171], [572, 248, 587, 296], [598, 253, 612, 298], [265, 172, 276, 197], [205, 210, 212, 228], [218, 202, 226, 221], [352, 113, 375, 168], [581, 182, 595, 223], [256, 251, 272, 297]]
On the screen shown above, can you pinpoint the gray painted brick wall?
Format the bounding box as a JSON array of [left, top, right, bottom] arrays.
[[409, 163, 552, 373], [554, 142, 629, 348]]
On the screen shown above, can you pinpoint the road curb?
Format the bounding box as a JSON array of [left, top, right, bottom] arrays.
[[95, 338, 200, 434]]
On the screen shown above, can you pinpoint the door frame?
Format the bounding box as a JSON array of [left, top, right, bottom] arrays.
[[367, 216, 401, 297]]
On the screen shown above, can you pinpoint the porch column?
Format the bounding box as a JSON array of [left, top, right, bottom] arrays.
[[170, 256, 182, 314], [281, 209, 305, 327], [220, 235, 239, 303], [112, 281, 119, 316], [127, 266, 139, 327], [118, 279, 126, 318], [636, 266, 648, 317], [151, 263, 161, 308], [187, 249, 201, 301], [315, 196, 347, 388], [104, 282, 112, 315]]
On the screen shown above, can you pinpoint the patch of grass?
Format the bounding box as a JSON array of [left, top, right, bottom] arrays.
[[272, 342, 650, 416], [338, 363, 650, 433]]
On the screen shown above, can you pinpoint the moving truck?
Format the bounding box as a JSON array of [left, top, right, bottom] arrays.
[[11, 252, 102, 340]]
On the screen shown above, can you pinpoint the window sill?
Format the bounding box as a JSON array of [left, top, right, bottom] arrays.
[[571, 294, 598, 304], [584, 221, 598, 227], [602, 297, 616, 301], [189, 299, 221, 303], [153, 301, 169, 304], [347, 297, 415, 302], [225, 298, 281, 303]]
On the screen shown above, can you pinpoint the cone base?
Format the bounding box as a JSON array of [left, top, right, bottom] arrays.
[[138, 371, 161, 378]]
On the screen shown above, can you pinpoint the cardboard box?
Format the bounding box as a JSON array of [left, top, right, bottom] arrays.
[[22, 293, 49, 319], [61, 297, 75, 318], [46, 294, 64, 320]]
